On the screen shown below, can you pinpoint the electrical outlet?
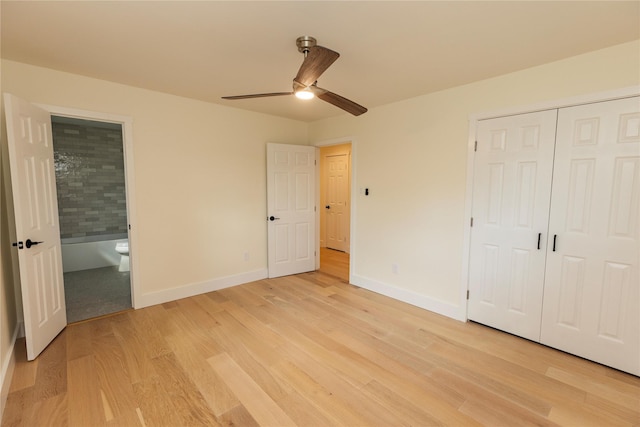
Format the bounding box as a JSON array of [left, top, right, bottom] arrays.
[[392, 263, 399, 274], [243, 251, 250, 262]]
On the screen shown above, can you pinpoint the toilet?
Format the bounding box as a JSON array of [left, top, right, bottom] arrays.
[[115, 241, 130, 272]]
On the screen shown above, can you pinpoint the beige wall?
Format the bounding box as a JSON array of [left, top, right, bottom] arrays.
[[309, 40, 640, 318], [1, 59, 308, 309]]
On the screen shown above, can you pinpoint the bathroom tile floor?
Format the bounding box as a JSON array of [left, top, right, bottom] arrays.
[[63, 266, 132, 323]]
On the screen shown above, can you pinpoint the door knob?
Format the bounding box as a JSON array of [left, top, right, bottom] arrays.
[[325, 205, 330, 209], [268, 216, 280, 221], [25, 239, 43, 249]]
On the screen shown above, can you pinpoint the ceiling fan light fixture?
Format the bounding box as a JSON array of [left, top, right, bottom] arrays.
[[295, 88, 315, 100]]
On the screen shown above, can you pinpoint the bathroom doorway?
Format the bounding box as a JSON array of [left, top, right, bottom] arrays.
[[51, 116, 132, 323], [319, 142, 351, 282]]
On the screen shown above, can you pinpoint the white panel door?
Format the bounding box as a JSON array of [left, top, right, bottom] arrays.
[[266, 143, 316, 278], [541, 96, 640, 375], [468, 110, 557, 341], [4, 93, 67, 360], [325, 153, 349, 252]]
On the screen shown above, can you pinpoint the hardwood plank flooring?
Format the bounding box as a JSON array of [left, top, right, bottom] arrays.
[[3, 253, 639, 426]]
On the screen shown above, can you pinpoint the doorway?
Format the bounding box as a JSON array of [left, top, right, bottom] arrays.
[[51, 116, 132, 322], [319, 142, 351, 281]]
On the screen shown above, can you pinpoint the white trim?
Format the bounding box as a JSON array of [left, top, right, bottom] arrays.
[[459, 118, 478, 322], [136, 269, 268, 308], [0, 324, 21, 420], [315, 147, 321, 270], [312, 136, 357, 284], [352, 274, 466, 321], [462, 86, 640, 322], [36, 104, 141, 309]]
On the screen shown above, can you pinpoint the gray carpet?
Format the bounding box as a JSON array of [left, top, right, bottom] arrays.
[[64, 266, 132, 323]]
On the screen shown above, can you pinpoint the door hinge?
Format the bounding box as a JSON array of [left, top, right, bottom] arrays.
[[467, 290, 470, 300], [474, 141, 478, 152], [470, 217, 474, 227]]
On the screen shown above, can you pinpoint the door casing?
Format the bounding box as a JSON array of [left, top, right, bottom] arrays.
[[320, 143, 351, 253], [37, 103, 139, 308], [313, 137, 356, 282]]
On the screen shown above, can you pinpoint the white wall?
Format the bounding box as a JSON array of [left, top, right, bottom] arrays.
[[1, 59, 308, 308], [309, 40, 640, 320]]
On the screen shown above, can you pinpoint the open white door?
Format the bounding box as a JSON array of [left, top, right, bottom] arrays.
[[266, 143, 316, 278], [4, 94, 66, 360]]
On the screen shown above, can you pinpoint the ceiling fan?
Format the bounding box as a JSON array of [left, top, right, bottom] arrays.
[[222, 36, 367, 116]]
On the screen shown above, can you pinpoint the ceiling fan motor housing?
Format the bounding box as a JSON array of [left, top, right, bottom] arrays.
[[296, 36, 317, 54]]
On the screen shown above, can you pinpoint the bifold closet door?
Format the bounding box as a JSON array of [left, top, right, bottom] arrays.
[[468, 110, 557, 341], [541, 96, 640, 376]]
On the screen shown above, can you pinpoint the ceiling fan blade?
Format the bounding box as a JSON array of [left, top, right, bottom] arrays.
[[315, 88, 368, 116], [222, 92, 293, 100], [295, 46, 340, 87]]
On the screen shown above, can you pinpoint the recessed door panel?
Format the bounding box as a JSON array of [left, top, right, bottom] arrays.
[[556, 256, 585, 329], [486, 163, 504, 225], [295, 173, 310, 211], [274, 172, 289, 212], [608, 157, 639, 238], [514, 161, 537, 229], [508, 248, 530, 313], [566, 159, 595, 233], [598, 262, 630, 342], [479, 244, 499, 305]]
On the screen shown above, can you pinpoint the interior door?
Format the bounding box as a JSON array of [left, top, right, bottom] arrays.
[[541, 96, 640, 375], [468, 110, 557, 341], [4, 93, 67, 360], [266, 143, 316, 278], [325, 153, 349, 252]]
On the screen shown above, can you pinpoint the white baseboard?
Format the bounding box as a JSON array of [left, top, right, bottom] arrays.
[[135, 268, 269, 309], [351, 274, 467, 322], [0, 324, 21, 421]]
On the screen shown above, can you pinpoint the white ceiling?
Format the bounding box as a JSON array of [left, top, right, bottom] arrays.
[[2, 1, 639, 122]]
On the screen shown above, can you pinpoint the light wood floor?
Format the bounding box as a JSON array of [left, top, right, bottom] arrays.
[[2, 252, 639, 426], [319, 247, 349, 282]]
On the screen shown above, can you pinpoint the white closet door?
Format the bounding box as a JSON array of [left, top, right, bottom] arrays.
[[468, 110, 557, 341], [541, 97, 640, 375]]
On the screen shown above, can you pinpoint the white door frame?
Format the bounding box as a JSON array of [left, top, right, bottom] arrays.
[[313, 136, 357, 283], [461, 85, 640, 321], [37, 103, 140, 308]]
